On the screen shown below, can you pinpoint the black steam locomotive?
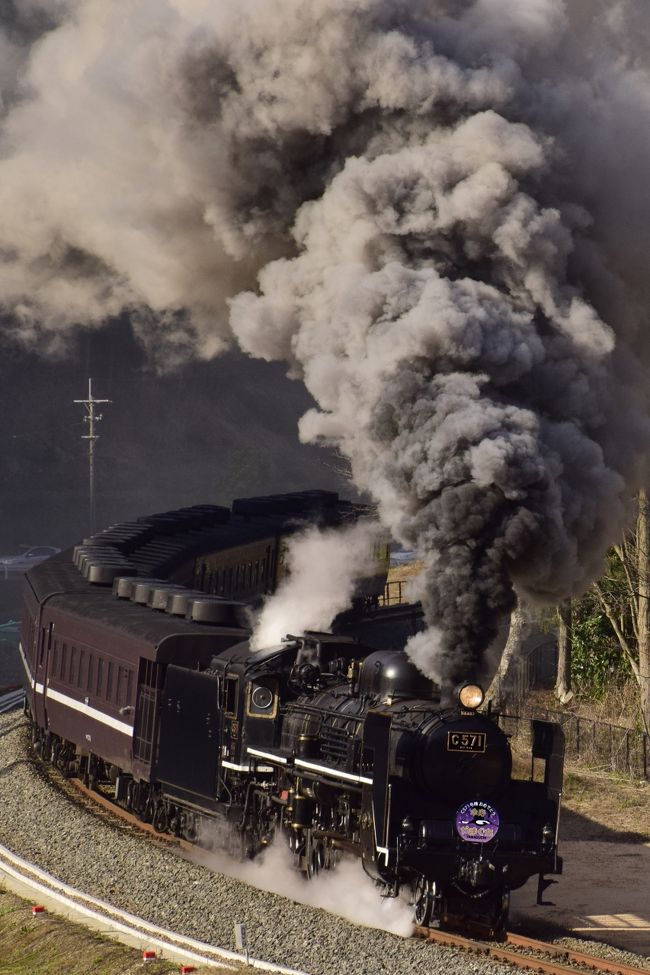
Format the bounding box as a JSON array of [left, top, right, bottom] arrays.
[[20, 492, 563, 935]]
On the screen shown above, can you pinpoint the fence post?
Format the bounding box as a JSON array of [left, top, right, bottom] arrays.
[[609, 723, 613, 771], [576, 717, 580, 759], [644, 734, 648, 781], [592, 720, 596, 768]]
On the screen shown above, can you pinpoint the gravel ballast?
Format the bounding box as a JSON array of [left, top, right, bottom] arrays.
[[0, 710, 647, 974], [0, 711, 513, 975]]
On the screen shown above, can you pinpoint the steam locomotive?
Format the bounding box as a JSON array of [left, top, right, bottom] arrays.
[[20, 492, 564, 935]]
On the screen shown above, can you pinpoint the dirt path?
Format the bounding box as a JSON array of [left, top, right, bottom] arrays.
[[511, 840, 650, 958]]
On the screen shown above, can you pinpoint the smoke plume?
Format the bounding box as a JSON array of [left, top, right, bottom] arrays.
[[251, 521, 381, 649], [3, 0, 650, 684], [192, 831, 413, 937]]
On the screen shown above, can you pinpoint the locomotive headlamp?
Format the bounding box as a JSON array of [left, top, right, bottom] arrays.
[[458, 683, 484, 710]]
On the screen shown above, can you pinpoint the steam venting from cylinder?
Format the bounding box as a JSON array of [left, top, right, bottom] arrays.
[[2, 1, 650, 686]]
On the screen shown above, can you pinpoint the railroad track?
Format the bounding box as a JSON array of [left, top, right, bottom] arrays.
[[415, 925, 650, 975], [0, 686, 24, 714], [63, 775, 650, 975]]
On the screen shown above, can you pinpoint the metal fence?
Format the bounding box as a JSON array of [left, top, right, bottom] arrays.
[[495, 639, 649, 780], [380, 580, 408, 606], [499, 707, 649, 781], [487, 637, 556, 714]]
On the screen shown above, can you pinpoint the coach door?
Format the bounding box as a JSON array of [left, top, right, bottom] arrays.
[[32, 620, 53, 729], [133, 659, 163, 778]]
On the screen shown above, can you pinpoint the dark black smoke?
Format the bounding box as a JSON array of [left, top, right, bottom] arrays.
[[2, 0, 650, 686]]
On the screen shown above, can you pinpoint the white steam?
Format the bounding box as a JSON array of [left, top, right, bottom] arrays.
[[191, 834, 413, 938], [3, 1, 650, 683], [251, 521, 381, 649]]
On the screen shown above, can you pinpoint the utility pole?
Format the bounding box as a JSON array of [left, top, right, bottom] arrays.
[[74, 378, 111, 536]]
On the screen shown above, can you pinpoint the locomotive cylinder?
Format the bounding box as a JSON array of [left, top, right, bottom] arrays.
[[291, 794, 315, 829]]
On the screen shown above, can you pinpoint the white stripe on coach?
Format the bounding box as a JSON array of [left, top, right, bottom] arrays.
[[45, 688, 134, 737], [18, 641, 36, 689]]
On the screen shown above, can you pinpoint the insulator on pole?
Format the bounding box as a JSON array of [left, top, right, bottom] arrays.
[[73, 378, 111, 535]]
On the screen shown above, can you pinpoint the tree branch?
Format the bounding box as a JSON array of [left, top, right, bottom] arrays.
[[593, 582, 640, 681], [613, 543, 639, 623]]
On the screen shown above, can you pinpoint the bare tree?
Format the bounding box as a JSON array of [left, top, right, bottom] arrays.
[[554, 599, 573, 705], [593, 490, 650, 734], [485, 602, 528, 711]]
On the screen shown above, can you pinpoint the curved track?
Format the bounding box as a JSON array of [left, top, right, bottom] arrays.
[[415, 925, 650, 975], [2, 698, 647, 975], [66, 770, 650, 975]]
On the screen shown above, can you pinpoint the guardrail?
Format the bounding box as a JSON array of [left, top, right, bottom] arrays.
[[380, 580, 407, 606], [0, 843, 306, 974]]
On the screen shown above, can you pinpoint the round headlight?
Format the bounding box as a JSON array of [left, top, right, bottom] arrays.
[[458, 683, 484, 710]]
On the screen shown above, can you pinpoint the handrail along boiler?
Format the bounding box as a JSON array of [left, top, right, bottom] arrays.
[[19, 492, 564, 934]]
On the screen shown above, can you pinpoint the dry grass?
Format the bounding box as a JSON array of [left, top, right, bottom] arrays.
[[511, 742, 650, 841], [560, 765, 650, 838], [386, 561, 424, 585], [0, 888, 236, 975], [526, 684, 645, 732]]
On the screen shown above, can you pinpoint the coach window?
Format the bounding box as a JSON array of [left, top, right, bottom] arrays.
[[60, 644, 68, 681], [87, 654, 94, 693], [126, 669, 134, 706], [96, 658, 104, 697], [106, 662, 114, 702], [117, 666, 130, 707], [78, 649, 86, 688], [69, 646, 78, 685]]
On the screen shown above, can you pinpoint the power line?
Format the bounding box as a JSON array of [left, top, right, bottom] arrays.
[[73, 378, 111, 536]]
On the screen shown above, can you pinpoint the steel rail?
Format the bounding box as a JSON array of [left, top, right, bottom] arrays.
[[414, 926, 650, 975], [506, 932, 650, 975], [54, 762, 650, 975]]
